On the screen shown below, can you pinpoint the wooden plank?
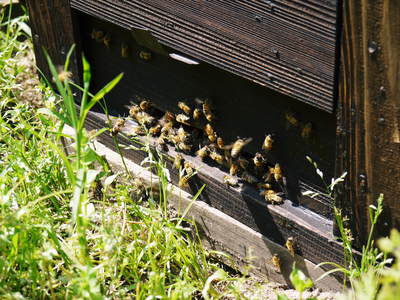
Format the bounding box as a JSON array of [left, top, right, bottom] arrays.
[[336, 0, 400, 246], [70, 0, 340, 112], [83, 109, 347, 270], [25, 0, 81, 85]]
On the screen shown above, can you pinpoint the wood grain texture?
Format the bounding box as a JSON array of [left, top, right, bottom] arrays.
[[70, 0, 340, 112], [336, 0, 400, 246], [25, 0, 81, 85], [83, 110, 346, 269]]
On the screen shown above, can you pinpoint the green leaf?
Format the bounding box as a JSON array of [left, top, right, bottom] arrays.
[[290, 264, 313, 292], [277, 294, 292, 300]]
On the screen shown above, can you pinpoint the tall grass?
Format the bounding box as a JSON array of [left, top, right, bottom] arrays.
[[0, 6, 247, 299]]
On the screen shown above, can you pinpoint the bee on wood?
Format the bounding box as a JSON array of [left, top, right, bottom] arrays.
[[111, 119, 125, 136], [237, 156, 250, 170], [193, 108, 202, 120], [216, 137, 226, 150], [285, 112, 299, 128], [161, 121, 173, 135], [260, 189, 284, 204], [271, 254, 282, 273], [177, 127, 190, 143], [178, 101, 191, 115], [91, 29, 104, 42], [230, 162, 240, 176], [196, 145, 209, 160], [209, 151, 225, 165], [273, 163, 282, 182], [173, 154, 183, 170], [103, 33, 112, 48], [202, 99, 214, 122], [129, 104, 141, 118], [178, 175, 190, 188], [131, 125, 146, 136], [139, 50, 152, 61], [231, 138, 252, 159], [157, 134, 168, 152], [176, 113, 191, 125], [121, 43, 129, 58], [139, 100, 152, 111], [285, 237, 295, 256], [223, 175, 239, 187], [135, 111, 155, 127], [149, 124, 162, 136], [262, 134, 274, 151], [301, 122, 313, 139], [178, 142, 192, 152], [184, 161, 195, 176], [241, 171, 259, 184]]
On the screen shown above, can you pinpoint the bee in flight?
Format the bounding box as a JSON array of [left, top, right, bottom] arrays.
[[178, 101, 191, 115], [111, 118, 125, 136], [230, 137, 252, 159]]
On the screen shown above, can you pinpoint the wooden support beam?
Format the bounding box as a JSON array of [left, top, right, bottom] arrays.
[[25, 0, 81, 84], [337, 0, 400, 246]]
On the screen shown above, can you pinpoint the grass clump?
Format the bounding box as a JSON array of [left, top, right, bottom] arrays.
[[0, 7, 246, 299]]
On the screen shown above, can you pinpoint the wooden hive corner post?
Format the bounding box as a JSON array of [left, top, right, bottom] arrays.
[[337, 0, 400, 247], [25, 0, 82, 85]]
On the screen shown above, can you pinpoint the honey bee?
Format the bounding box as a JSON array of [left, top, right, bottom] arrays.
[[111, 119, 125, 136], [176, 114, 191, 125], [260, 189, 284, 204], [231, 138, 252, 159], [103, 33, 111, 48], [285, 237, 295, 256], [273, 163, 282, 182], [178, 101, 191, 115], [202, 99, 214, 122], [178, 142, 192, 152], [193, 108, 202, 120], [196, 146, 209, 160], [121, 43, 129, 58], [208, 133, 217, 143], [157, 134, 168, 152], [131, 125, 146, 136], [57, 70, 72, 83], [129, 104, 140, 118], [177, 127, 190, 143], [204, 123, 215, 136], [209, 151, 225, 165], [216, 137, 226, 150], [161, 121, 173, 134], [223, 175, 239, 187], [253, 152, 265, 168], [135, 111, 155, 126], [262, 134, 274, 151], [91, 29, 104, 42], [237, 156, 249, 169], [271, 254, 282, 273], [285, 112, 299, 127], [230, 163, 239, 176], [301, 122, 313, 139], [241, 171, 259, 184], [149, 124, 161, 136], [163, 111, 175, 123], [184, 161, 194, 176], [139, 50, 152, 61], [178, 174, 190, 188], [139, 100, 152, 111], [173, 154, 183, 169]]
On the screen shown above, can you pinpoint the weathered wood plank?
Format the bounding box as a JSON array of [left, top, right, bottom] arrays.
[[336, 0, 400, 246], [70, 0, 339, 112], [25, 0, 81, 85]]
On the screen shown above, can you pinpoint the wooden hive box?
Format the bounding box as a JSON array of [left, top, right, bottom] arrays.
[[25, 0, 400, 288]]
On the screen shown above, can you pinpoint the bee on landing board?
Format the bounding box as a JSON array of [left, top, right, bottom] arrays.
[[260, 189, 284, 204], [176, 114, 191, 125], [223, 175, 239, 187], [271, 254, 282, 273], [173, 154, 183, 170], [111, 119, 125, 136], [196, 145, 209, 161], [285, 237, 295, 256]]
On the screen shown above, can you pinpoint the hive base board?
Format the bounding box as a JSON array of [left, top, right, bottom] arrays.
[[83, 109, 348, 275], [65, 124, 342, 291]]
